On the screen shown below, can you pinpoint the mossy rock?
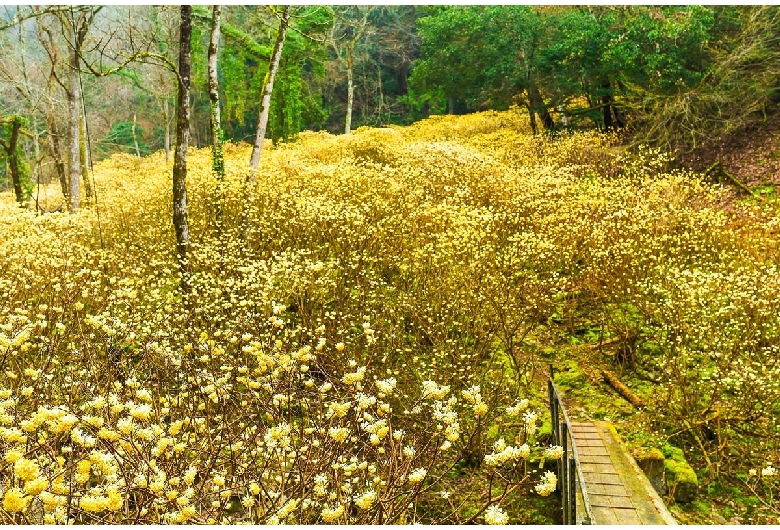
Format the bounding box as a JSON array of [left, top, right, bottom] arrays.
[[663, 447, 698, 503], [661, 444, 685, 462], [632, 447, 665, 494]]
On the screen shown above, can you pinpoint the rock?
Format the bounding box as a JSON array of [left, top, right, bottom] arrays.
[[661, 444, 699, 503], [632, 447, 666, 495], [664, 458, 698, 503]]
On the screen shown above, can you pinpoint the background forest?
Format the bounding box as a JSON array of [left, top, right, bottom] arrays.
[[2, 5, 780, 198]]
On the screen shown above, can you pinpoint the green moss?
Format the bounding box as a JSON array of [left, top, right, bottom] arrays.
[[658, 444, 698, 503], [691, 499, 711, 514], [661, 443, 686, 462], [538, 417, 553, 438], [665, 458, 698, 503], [554, 360, 586, 388]]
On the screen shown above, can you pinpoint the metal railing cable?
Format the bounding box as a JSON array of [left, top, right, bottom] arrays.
[[548, 365, 594, 525]]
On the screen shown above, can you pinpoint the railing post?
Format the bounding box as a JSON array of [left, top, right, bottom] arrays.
[[560, 421, 567, 497], [569, 455, 577, 524]]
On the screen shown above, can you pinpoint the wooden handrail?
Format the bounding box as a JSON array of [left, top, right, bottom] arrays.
[[549, 364, 594, 525]]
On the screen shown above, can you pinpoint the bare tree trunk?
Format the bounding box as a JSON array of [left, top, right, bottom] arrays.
[[80, 107, 92, 199], [131, 113, 141, 158], [208, 5, 223, 175], [32, 118, 40, 209], [208, 6, 222, 139], [527, 83, 554, 133], [208, 5, 225, 230], [68, 46, 81, 212], [163, 98, 171, 163], [248, 5, 291, 179], [345, 46, 354, 134], [46, 110, 68, 201], [173, 5, 193, 280]]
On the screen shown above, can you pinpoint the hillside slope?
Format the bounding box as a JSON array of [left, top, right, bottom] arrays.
[[0, 110, 778, 524]]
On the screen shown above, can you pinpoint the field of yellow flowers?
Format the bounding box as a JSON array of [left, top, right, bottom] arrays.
[[1, 109, 779, 523]]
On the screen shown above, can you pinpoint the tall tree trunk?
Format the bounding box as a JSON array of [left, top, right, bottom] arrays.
[[599, 81, 627, 130], [208, 6, 223, 172], [80, 107, 92, 199], [208, 5, 225, 230], [345, 45, 354, 134], [601, 81, 613, 130], [32, 118, 41, 212], [173, 5, 193, 280], [527, 83, 554, 132], [47, 111, 68, 202], [131, 113, 141, 158], [248, 5, 291, 179], [0, 118, 24, 205], [526, 103, 538, 136], [163, 98, 171, 163], [68, 47, 81, 212]]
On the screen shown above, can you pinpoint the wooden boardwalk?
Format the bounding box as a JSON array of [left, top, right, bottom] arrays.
[[570, 421, 677, 525]]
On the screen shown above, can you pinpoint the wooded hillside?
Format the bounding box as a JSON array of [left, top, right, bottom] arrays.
[[2, 5, 780, 202]]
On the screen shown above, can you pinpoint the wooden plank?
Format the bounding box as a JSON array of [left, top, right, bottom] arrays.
[[571, 432, 602, 440], [592, 506, 619, 525], [570, 424, 598, 433], [578, 445, 609, 456], [589, 494, 635, 509], [581, 462, 619, 474], [579, 454, 612, 464], [613, 507, 643, 525], [583, 472, 624, 485], [587, 483, 631, 496], [576, 439, 608, 447], [602, 483, 631, 496]]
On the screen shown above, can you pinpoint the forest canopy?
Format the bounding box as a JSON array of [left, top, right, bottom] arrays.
[[2, 5, 780, 198]]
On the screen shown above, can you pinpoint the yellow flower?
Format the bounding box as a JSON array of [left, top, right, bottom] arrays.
[[13, 457, 40, 481], [328, 426, 349, 442], [484, 504, 509, 525], [3, 488, 30, 512], [129, 404, 153, 421], [81, 494, 108, 512], [4, 448, 23, 463], [183, 467, 198, 485], [24, 476, 49, 495], [408, 467, 427, 484], [97, 427, 121, 442], [355, 490, 376, 510], [321, 503, 344, 523], [76, 459, 92, 475], [106, 489, 123, 511]]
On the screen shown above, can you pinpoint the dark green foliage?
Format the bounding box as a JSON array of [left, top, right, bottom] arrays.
[[98, 121, 149, 158], [0, 116, 32, 204], [408, 5, 780, 147]]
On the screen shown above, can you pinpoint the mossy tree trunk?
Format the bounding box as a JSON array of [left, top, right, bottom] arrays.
[[0, 117, 24, 205], [173, 5, 193, 284], [208, 5, 225, 229]]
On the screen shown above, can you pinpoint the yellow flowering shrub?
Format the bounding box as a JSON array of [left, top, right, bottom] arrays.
[[0, 108, 778, 522]]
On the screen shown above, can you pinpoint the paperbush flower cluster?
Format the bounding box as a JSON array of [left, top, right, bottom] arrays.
[[1, 108, 778, 522]]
